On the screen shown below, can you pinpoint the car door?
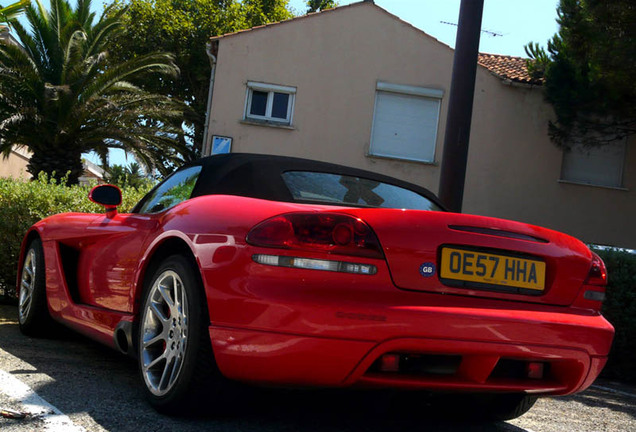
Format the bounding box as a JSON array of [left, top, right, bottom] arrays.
[[79, 165, 203, 313]]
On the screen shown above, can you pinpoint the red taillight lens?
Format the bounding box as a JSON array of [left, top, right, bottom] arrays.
[[247, 213, 383, 259], [586, 253, 608, 286]]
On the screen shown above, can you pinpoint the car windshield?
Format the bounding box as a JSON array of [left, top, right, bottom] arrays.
[[282, 171, 442, 211]]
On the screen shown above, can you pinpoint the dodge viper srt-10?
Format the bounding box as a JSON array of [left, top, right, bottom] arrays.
[[16, 153, 614, 419]]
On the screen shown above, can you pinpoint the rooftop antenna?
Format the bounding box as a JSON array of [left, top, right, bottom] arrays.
[[440, 21, 504, 37]]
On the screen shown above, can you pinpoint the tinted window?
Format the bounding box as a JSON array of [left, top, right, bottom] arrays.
[[137, 166, 202, 214], [249, 91, 268, 116], [271, 93, 289, 119], [282, 171, 442, 211]]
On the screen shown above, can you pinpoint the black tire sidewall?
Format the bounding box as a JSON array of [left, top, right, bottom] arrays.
[[137, 255, 205, 412], [18, 238, 49, 335]]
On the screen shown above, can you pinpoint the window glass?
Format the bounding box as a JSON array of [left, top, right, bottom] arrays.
[[137, 166, 202, 214], [271, 93, 289, 119], [249, 91, 268, 116], [244, 82, 296, 125], [282, 171, 442, 211]]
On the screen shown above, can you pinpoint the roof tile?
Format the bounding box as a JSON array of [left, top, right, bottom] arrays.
[[477, 53, 542, 85]]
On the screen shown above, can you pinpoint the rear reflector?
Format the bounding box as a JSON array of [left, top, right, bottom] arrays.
[[253, 254, 377, 275], [583, 290, 606, 302], [379, 354, 401, 372], [526, 362, 544, 379]]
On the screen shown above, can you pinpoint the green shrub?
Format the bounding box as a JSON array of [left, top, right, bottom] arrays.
[[0, 174, 151, 298], [593, 247, 636, 383]]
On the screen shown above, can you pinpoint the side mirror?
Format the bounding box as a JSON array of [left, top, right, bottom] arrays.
[[89, 184, 122, 216]]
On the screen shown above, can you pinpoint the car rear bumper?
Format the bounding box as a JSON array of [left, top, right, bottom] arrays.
[[209, 305, 612, 396]]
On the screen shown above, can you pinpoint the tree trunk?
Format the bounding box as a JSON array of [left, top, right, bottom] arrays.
[[27, 147, 84, 185]]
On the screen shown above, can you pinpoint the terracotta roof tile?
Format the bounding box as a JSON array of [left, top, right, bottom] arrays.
[[477, 53, 542, 85]]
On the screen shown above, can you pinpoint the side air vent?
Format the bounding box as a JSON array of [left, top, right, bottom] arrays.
[[58, 242, 81, 303], [448, 225, 549, 243]]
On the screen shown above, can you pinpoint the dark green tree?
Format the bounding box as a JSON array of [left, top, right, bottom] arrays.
[[525, 0, 636, 148], [307, 0, 337, 13], [106, 0, 294, 154], [105, 162, 153, 189], [0, 0, 190, 184]]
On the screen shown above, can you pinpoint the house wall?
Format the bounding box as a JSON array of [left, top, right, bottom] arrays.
[[206, 3, 636, 249], [0, 150, 29, 180], [207, 3, 454, 191]]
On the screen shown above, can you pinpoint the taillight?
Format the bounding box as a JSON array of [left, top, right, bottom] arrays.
[[247, 213, 383, 259], [578, 252, 608, 305], [585, 253, 608, 286]]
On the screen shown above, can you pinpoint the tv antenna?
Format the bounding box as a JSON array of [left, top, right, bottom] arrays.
[[440, 21, 504, 37]]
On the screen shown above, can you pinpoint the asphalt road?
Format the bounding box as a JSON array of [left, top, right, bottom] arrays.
[[1, 303, 634, 432]]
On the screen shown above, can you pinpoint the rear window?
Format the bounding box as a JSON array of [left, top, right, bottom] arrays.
[[282, 171, 442, 211]]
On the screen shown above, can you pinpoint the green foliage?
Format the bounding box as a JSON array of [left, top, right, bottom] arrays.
[[0, 0, 189, 185], [0, 0, 27, 22], [105, 0, 294, 153], [592, 247, 636, 382], [105, 162, 154, 189], [525, 0, 636, 148], [306, 0, 337, 13], [0, 175, 151, 298]]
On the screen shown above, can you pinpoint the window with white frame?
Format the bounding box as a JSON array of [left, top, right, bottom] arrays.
[[560, 139, 627, 188], [244, 81, 296, 125], [369, 82, 443, 163]]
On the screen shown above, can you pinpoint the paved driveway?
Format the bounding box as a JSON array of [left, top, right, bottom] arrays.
[[0, 304, 634, 431]]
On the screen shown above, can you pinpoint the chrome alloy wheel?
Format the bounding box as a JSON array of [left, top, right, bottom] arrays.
[[140, 270, 189, 396], [18, 248, 36, 325]]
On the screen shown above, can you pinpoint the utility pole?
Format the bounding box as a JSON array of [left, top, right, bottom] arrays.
[[438, 0, 485, 212]]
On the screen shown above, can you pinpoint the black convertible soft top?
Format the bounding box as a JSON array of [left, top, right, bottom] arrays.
[[133, 153, 446, 212]]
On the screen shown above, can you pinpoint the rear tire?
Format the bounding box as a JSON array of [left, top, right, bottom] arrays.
[[137, 255, 229, 415], [18, 238, 52, 336]]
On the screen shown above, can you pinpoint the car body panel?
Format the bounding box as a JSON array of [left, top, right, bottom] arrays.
[[15, 153, 614, 401]]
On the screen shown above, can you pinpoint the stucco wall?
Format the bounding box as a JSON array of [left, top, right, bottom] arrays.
[[0, 150, 29, 180], [206, 3, 636, 249], [207, 3, 453, 190]]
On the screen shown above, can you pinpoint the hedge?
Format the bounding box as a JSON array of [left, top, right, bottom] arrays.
[[0, 177, 634, 383], [0, 174, 151, 298], [593, 247, 636, 383]]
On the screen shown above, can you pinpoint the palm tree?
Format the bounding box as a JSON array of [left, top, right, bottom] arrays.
[[0, 0, 188, 184], [0, 1, 27, 22]]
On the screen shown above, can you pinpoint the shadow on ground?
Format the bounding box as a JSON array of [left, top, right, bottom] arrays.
[[4, 303, 630, 432]]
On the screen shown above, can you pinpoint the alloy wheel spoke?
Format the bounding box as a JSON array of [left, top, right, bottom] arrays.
[[144, 351, 167, 371], [141, 268, 189, 396], [143, 332, 166, 349]]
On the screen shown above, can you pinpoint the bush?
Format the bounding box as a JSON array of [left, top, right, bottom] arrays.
[[594, 247, 636, 383], [0, 174, 151, 298]]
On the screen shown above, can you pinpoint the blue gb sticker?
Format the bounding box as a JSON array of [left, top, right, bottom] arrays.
[[419, 262, 436, 277]]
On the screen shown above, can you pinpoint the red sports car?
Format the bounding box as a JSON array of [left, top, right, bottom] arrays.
[[16, 153, 614, 419]]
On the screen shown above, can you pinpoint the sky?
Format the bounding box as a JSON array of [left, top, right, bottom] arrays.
[[82, 0, 561, 167]]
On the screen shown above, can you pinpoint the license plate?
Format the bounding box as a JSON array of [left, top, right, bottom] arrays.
[[440, 247, 546, 291]]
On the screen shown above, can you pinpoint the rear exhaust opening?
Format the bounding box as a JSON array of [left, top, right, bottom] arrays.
[[369, 353, 552, 382], [114, 321, 134, 356]]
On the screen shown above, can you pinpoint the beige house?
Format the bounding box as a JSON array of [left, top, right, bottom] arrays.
[[0, 147, 30, 180], [203, 1, 634, 248], [0, 148, 106, 185]]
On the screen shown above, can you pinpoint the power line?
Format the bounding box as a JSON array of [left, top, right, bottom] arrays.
[[440, 21, 504, 37]]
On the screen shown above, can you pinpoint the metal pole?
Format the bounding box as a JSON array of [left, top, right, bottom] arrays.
[[438, 0, 485, 212]]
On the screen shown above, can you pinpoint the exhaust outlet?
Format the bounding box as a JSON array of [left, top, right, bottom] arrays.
[[114, 321, 134, 356]]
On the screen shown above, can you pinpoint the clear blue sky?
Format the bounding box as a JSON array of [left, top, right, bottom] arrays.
[[289, 0, 560, 57], [84, 0, 560, 167]]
